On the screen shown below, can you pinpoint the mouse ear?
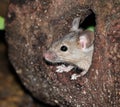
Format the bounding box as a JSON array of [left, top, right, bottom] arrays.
[[70, 17, 83, 32], [79, 30, 94, 49]]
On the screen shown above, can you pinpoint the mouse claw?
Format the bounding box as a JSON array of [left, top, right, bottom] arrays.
[[71, 70, 88, 80], [56, 65, 65, 73], [56, 68, 64, 73], [71, 74, 81, 80]]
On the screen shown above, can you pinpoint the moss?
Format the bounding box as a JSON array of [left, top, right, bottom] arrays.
[[0, 16, 5, 30]]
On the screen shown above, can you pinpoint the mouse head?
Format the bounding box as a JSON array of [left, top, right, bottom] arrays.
[[43, 30, 94, 64], [43, 18, 94, 64]]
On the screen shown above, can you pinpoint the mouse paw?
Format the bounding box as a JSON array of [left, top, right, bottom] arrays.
[[71, 70, 88, 80], [71, 74, 82, 80], [56, 64, 74, 73]]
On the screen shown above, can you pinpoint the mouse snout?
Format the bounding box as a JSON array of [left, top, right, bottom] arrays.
[[43, 51, 57, 61]]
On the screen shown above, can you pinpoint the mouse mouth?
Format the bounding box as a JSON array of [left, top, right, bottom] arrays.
[[43, 54, 83, 74]]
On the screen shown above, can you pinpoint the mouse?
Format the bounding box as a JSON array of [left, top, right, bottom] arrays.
[[43, 17, 94, 80]]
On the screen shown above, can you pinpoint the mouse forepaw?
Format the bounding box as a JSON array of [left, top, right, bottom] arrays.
[[71, 74, 82, 80], [71, 70, 88, 80], [56, 64, 74, 73]]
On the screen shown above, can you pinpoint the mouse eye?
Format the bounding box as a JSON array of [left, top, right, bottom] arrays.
[[60, 45, 68, 52]]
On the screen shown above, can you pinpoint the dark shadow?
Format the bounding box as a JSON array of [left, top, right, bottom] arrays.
[[79, 10, 96, 29]]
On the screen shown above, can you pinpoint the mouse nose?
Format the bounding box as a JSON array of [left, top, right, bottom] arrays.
[[43, 51, 57, 61]]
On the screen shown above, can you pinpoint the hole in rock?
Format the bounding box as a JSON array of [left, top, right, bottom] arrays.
[[79, 10, 96, 30]]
